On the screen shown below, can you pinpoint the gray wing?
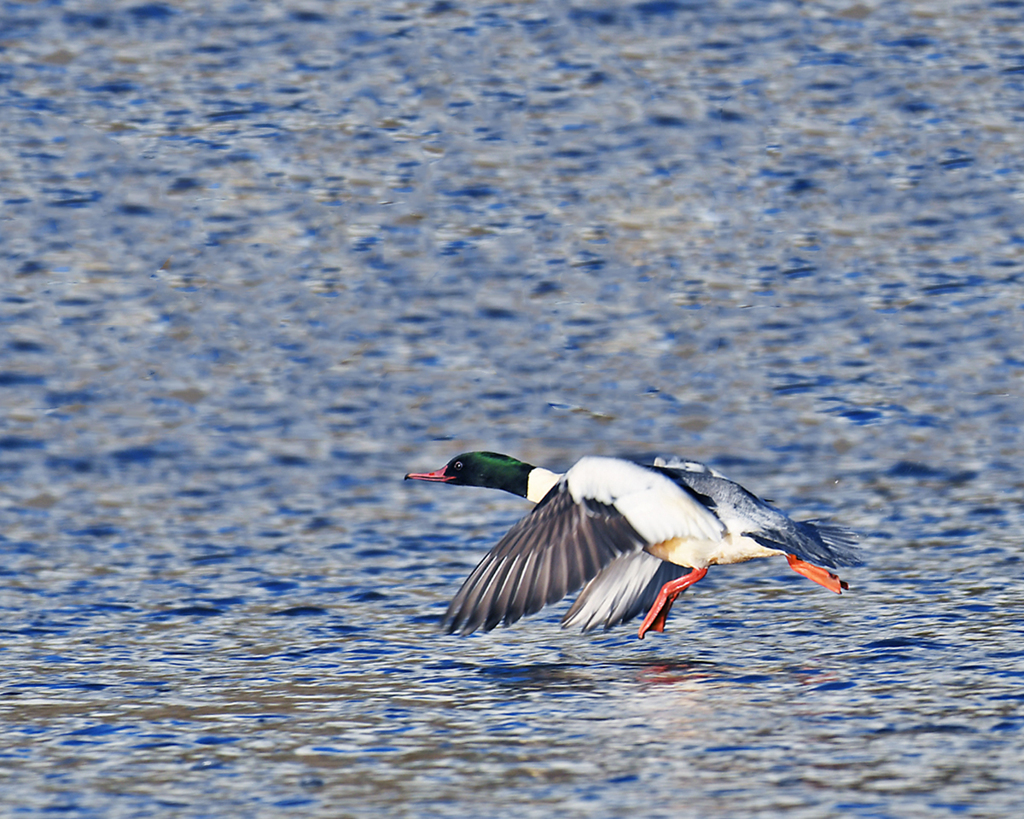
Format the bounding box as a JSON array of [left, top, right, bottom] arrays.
[[662, 466, 862, 569], [561, 551, 692, 632], [442, 482, 647, 635]]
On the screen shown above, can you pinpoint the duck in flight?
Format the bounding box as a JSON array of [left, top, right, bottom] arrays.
[[406, 452, 860, 639]]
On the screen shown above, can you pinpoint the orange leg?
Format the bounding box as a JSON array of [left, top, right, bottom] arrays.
[[638, 567, 708, 640], [787, 554, 848, 594]]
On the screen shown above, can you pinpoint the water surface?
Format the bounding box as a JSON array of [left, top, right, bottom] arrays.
[[2, 1, 1024, 817]]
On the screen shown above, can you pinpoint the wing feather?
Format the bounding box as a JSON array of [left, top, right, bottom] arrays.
[[562, 552, 694, 632], [441, 483, 646, 635]]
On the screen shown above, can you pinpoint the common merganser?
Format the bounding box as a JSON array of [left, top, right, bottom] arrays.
[[405, 452, 860, 639]]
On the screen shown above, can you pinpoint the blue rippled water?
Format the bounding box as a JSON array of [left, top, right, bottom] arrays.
[[3, 1, 1024, 817]]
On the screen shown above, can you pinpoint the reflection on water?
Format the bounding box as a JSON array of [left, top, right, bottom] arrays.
[[633, 660, 724, 688], [3, 0, 1024, 817]]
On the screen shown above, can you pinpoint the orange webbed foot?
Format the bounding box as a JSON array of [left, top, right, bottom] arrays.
[[787, 554, 848, 594]]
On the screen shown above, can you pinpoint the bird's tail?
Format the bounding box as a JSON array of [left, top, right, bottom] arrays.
[[805, 521, 863, 567]]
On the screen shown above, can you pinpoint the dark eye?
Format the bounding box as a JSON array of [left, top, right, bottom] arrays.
[[454, 461, 463, 470]]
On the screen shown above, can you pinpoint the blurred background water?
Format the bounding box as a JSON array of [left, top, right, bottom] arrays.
[[2, 0, 1024, 816]]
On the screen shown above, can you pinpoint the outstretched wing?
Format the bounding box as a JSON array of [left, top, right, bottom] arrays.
[[442, 483, 647, 635], [561, 551, 693, 632]]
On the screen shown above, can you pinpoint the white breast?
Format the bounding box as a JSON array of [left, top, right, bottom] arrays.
[[646, 531, 785, 568]]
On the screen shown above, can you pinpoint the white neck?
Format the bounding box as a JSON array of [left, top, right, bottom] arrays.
[[526, 467, 560, 503]]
